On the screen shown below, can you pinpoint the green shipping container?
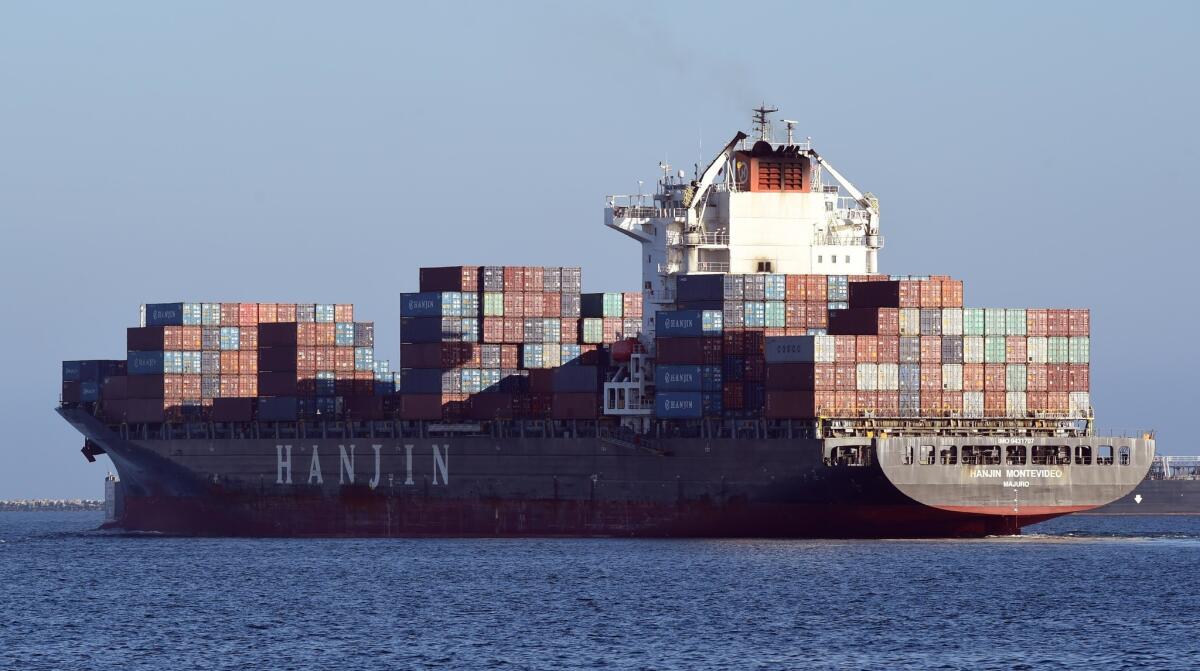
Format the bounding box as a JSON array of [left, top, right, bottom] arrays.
[[1006, 364, 1027, 392], [1047, 336, 1070, 363], [483, 292, 504, 317], [582, 318, 603, 344], [985, 308, 1007, 336], [1069, 336, 1090, 364], [604, 292, 623, 318], [985, 336, 1007, 363], [963, 308, 985, 336], [1005, 309, 1027, 336], [765, 301, 786, 328]]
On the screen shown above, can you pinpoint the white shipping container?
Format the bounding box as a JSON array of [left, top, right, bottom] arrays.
[[899, 308, 920, 336], [963, 391, 984, 418], [814, 335, 836, 363], [1069, 391, 1091, 417], [963, 336, 984, 364], [856, 363, 878, 391], [941, 363, 963, 391], [1027, 337, 1047, 364], [941, 308, 963, 336], [877, 363, 899, 391], [1007, 391, 1027, 416]]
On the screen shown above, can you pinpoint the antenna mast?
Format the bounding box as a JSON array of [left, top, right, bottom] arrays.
[[752, 104, 778, 142]]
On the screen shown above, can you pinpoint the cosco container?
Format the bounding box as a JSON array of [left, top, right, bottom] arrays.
[[764, 336, 816, 363]]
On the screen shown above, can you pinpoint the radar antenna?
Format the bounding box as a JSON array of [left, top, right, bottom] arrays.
[[752, 104, 778, 142], [782, 119, 798, 144]]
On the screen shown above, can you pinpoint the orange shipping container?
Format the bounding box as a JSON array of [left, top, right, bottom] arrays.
[[220, 376, 239, 398], [335, 347, 354, 372], [1026, 391, 1048, 413], [276, 303, 297, 323], [877, 308, 900, 335], [805, 276, 827, 302], [785, 302, 806, 328], [163, 326, 185, 351], [164, 374, 183, 399], [560, 320, 576, 344], [334, 304, 353, 322], [314, 347, 334, 370], [786, 275, 805, 300], [220, 351, 240, 374], [181, 374, 202, 398], [297, 347, 317, 373], [834, 363, 856, 390], [877, 336, 900, 363], [316, 323, 335, 346], [182, 326, 202, 350], [921, 391, 942, 416], [834, 390, 856, 415], [543, 293, 561, 317], [814, 363, 836, 390], [921, 365, 942, 390], [1047, 392, 1070, 413], [984, 391, 1006, 416], [258, 304, 277, 324], [814, 391, 836, 414], [503, 293, 524, 318], [298, 322, 318, 347], [898, 280, 920, 308], [1026, 309, 1048, 337], [940, 279, 964, 308], [835, 335, 856, 362], [963, 363, 984, 391], [856, 391, 877, 414], [856, 335, 879, 362], [942, 391, 963, 414], [920, 336, 942, 363], [239, 374, 257, 397], [238, 303, 258, 326], [878, 391, 899, 415], [239, 326, 258, 350], [919, 280, 942, 308], [1027, 364, 1048, 391], [806, 303, 828, 329], [221, 303, 240, 326], [238, 350, 258, 375]]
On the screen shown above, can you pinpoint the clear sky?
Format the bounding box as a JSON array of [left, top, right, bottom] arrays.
[[2, 2, 1196, 498]]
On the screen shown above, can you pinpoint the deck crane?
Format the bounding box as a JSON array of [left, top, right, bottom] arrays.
[[810, 150, 883, 273]]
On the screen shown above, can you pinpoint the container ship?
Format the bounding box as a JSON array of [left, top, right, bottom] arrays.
[[57, 108, 1155, 537]]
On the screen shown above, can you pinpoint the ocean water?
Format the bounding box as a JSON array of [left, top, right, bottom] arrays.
[[1, 513, 1198, 670]]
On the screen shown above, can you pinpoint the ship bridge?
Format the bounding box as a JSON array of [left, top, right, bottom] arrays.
[[605, 106, 883, 343]]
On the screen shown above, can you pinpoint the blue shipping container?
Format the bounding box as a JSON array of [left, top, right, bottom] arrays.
[[145, 303, 184, 327], [62, 361, 83, 382], [80, 381, 100, 402], [655, 364, 702, 391], [399, 317, 444, 344], [656, 391, 704, 418], [899, 363, 921, 391], [657, 310, 704, 337], [258, 397, 299, 421], [675, 274, 724, 302], [400, 292, 442, 317], [398, 368, 442, 394], [127, 351, 164, 375]]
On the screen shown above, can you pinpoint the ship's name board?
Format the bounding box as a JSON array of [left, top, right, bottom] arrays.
[[969, 468, 1064, 489], [273, 444, 449, 489]]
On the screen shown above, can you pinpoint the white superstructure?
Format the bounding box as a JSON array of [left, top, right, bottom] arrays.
[[604, 107, 883, 344]]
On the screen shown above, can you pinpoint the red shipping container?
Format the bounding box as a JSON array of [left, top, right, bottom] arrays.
[[503, 318, 524, 343], [239, 374, 257, 397], [523, 267, 543, 293], [723, 384, 745, 410], [237, 303, 258, 326], [551, 393, 599, 420], [834, 390, 856, 415], [623, 292, 643, 318], [1026, 309, 1048, 337], [763, 327, 786, 338], [835, 335, 857, 362], [940, 279, 964, 308], [297, 322, 317, 347], [1047, 364, 1070, 392], [482, 317, 504, 343], [398, 394, 442, 420], [238, 350, 258, 375], [1026, 391, 1048, 413], [1047, 392, 1069, 414], [163, 326, 184, 351], [503, 266, 524, 290], [920, 336, 942, 363], [877, 308, 899, 335], [503, 293, 525, 318], [984, 363, 1006, 391], [181, 374, 201, 398], [316, 323, 335, 346], [221, 303, 239, 326], [334, 304, 353, 322], [877, 391, 899, 415], [814, 363, 835, 390], [276, 303, 297, 323], [805, 275, 827, 301], [834, 363, 856, 390], [764, 390, 816, 418], [239, 326, 258, 350], [335, 347, 355, 373], [855, 391, 877, 414], [814, 391, 836, 414], [921, 391, 942, 416], [806, 304, 828, 329], [942, 391, 963, 414], [560, 320, 577, 344], [984, 391, 1006, 416], [1069, 309, 1090, 336], [920, 365, 942, 390], [856, 336, 879, 362], [785, 302, 806, 328], [1047, 309, 1070, 336], [543, 293, 561, 317], [602, 318, 622, 343], [525, 292, 545, 317], [877, 336, 900, 363], [723, 330, 744, 355], [220, 351, 240, 374], [919, 280, 942, 308], [1069, 364, 1090, 391], [963, 364, 984, 391], [258, 303, 277, 324], [1006, 336, 1027, 364], [1027, 364, 1048, 391], [313, 347, 332, 371], [785, 275, 805, 300], [898, 280, 920, 308]]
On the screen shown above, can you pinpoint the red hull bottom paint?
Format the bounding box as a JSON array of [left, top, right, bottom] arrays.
[[110, 494, 1061, 538], [934, 504, 1096, 516]]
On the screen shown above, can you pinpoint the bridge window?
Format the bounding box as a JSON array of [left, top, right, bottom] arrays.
[[961, 445, 977, 465], [940, 445, 958, 465], [756, 261, 773, 273], [1006, 445, 1027, 465], [1118, 446, 1131, 466], [1098, 445, 1114, 465], [919, 445, 935, 465], [1031, 445, 1057, 465], [1075, 445, 1092, 465]]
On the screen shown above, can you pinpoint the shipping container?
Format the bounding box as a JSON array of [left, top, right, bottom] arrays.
[[962, 308, 985, 336], [656, 391, 703, 418]]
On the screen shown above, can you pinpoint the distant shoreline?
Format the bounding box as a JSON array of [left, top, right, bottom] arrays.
[[0, 500, 103, 512]]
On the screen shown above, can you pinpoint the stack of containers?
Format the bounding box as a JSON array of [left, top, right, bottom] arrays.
[[117, 301, 385, 422], [399, 266, 611, 421], [61, 360, 128, 422], [653, 309, 725, 418]]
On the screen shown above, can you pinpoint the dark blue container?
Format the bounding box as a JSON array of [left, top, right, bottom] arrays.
[[62, 361, 82, 382], [675, 300, 724, 311], [400, 292, 442, 317], [258, 397, 299, 421], [702, 391, 723, 416], [79, 381, 100, 402], [127, 351, 165, 375], [398, 368, 442, 394], [744, 383, 765, 411], [144, 302, 185, 326], [655, 391, 703, 418], [552, 366, 598, 392], [400, 317, 444, 344], [656, 310, 705, 337], [675, 274, 724, 302], [315, 378, 336, 397], [701, 365, 723, 391], [723, 357, 745, 382], [655, 364, 702, 391], [315, 396, 341, 417], [899, 363, 921, 392]]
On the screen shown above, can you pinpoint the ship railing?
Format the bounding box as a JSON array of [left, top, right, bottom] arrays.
[[695, 261, 730, 273], [607, 199, 687, 221], [666, 230, 730, 247], [812, 233, 883, 247]]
